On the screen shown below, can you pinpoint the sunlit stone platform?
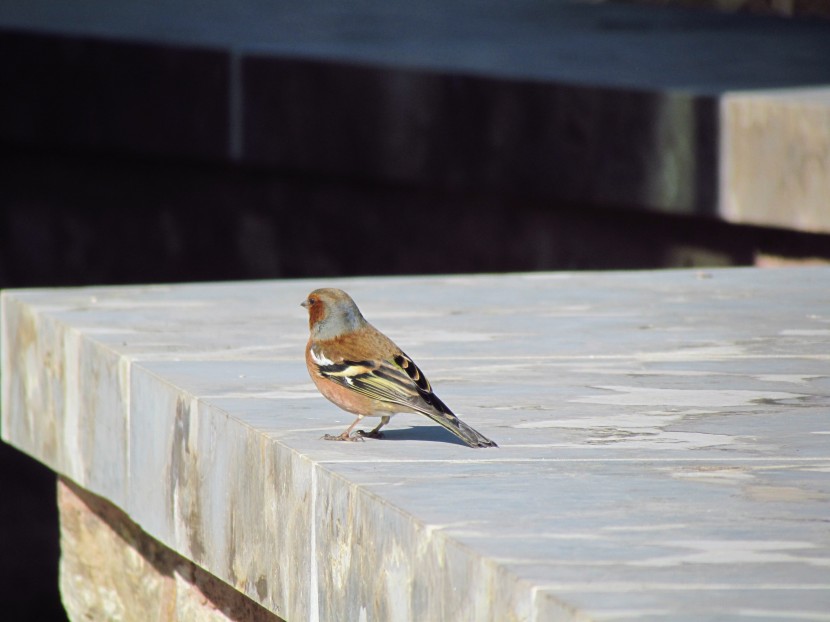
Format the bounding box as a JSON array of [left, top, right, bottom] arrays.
[[2, 268, 830, 620]]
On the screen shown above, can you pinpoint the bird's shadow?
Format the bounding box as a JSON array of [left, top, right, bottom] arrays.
[[366, 425, 470, 446]]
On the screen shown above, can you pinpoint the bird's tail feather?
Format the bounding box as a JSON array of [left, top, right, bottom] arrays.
[[424, 410, 498, 448]]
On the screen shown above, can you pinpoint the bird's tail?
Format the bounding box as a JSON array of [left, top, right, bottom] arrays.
[[422, 408, 498, 448]]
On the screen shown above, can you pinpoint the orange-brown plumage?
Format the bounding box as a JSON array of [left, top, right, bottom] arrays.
[[301, 288, 497, 447]]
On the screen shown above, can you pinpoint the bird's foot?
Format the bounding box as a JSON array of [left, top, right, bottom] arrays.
[[322, 432, 364, 442], [356, 429, 384, 439]]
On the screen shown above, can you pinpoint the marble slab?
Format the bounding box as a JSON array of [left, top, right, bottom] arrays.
[[3, 268, 830, 620]]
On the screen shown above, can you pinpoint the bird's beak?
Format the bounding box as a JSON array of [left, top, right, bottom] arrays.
[[300, 298, 310, 309]]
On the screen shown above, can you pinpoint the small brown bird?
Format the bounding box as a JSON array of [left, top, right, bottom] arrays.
[[301, 288, 497, 448]]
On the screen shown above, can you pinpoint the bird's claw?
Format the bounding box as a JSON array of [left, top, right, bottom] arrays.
[[322, 433, 364, 442], [356, 429, 384, 439]]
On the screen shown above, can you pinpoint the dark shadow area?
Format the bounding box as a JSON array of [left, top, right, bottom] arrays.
[[0, 30, 230, 160], [2, 143, 830, 291], [0, 446, 65, 622], [356, 424, 474, 446], [244, 59, 723, 217]]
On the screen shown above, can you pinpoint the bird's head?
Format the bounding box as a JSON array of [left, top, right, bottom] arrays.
[[301, 288, 367, 339]]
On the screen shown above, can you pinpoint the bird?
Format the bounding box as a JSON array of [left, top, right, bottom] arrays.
[[301, 288, 497, 448]]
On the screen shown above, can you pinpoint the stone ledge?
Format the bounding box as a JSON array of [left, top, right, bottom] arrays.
[[2, 269, 830, 620], [2, 1, 830, 233]]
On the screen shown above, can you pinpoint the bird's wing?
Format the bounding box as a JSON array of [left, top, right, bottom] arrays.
[[315, 351, 448, 415], [314, 347, 498, 447]]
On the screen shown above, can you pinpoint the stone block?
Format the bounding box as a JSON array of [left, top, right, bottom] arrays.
[[58, 477, 283, 622], [721, 88, 830, 234], [3, 270, 830, 619]]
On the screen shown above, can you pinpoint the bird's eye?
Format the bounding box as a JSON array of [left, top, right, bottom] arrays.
[[308, 297, 316, 305]]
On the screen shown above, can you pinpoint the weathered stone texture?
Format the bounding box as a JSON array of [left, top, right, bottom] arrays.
[[3, 270, 829, 620], [722, 89, 830, 234], [58, 478, 283, 622]]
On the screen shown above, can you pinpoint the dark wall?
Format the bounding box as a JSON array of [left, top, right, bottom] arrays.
[[4, 143, 830, 290]]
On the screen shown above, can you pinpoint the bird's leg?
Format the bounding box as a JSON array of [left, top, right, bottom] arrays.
[[323, 416, 365, 442], [356, 416, 390, 439]]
